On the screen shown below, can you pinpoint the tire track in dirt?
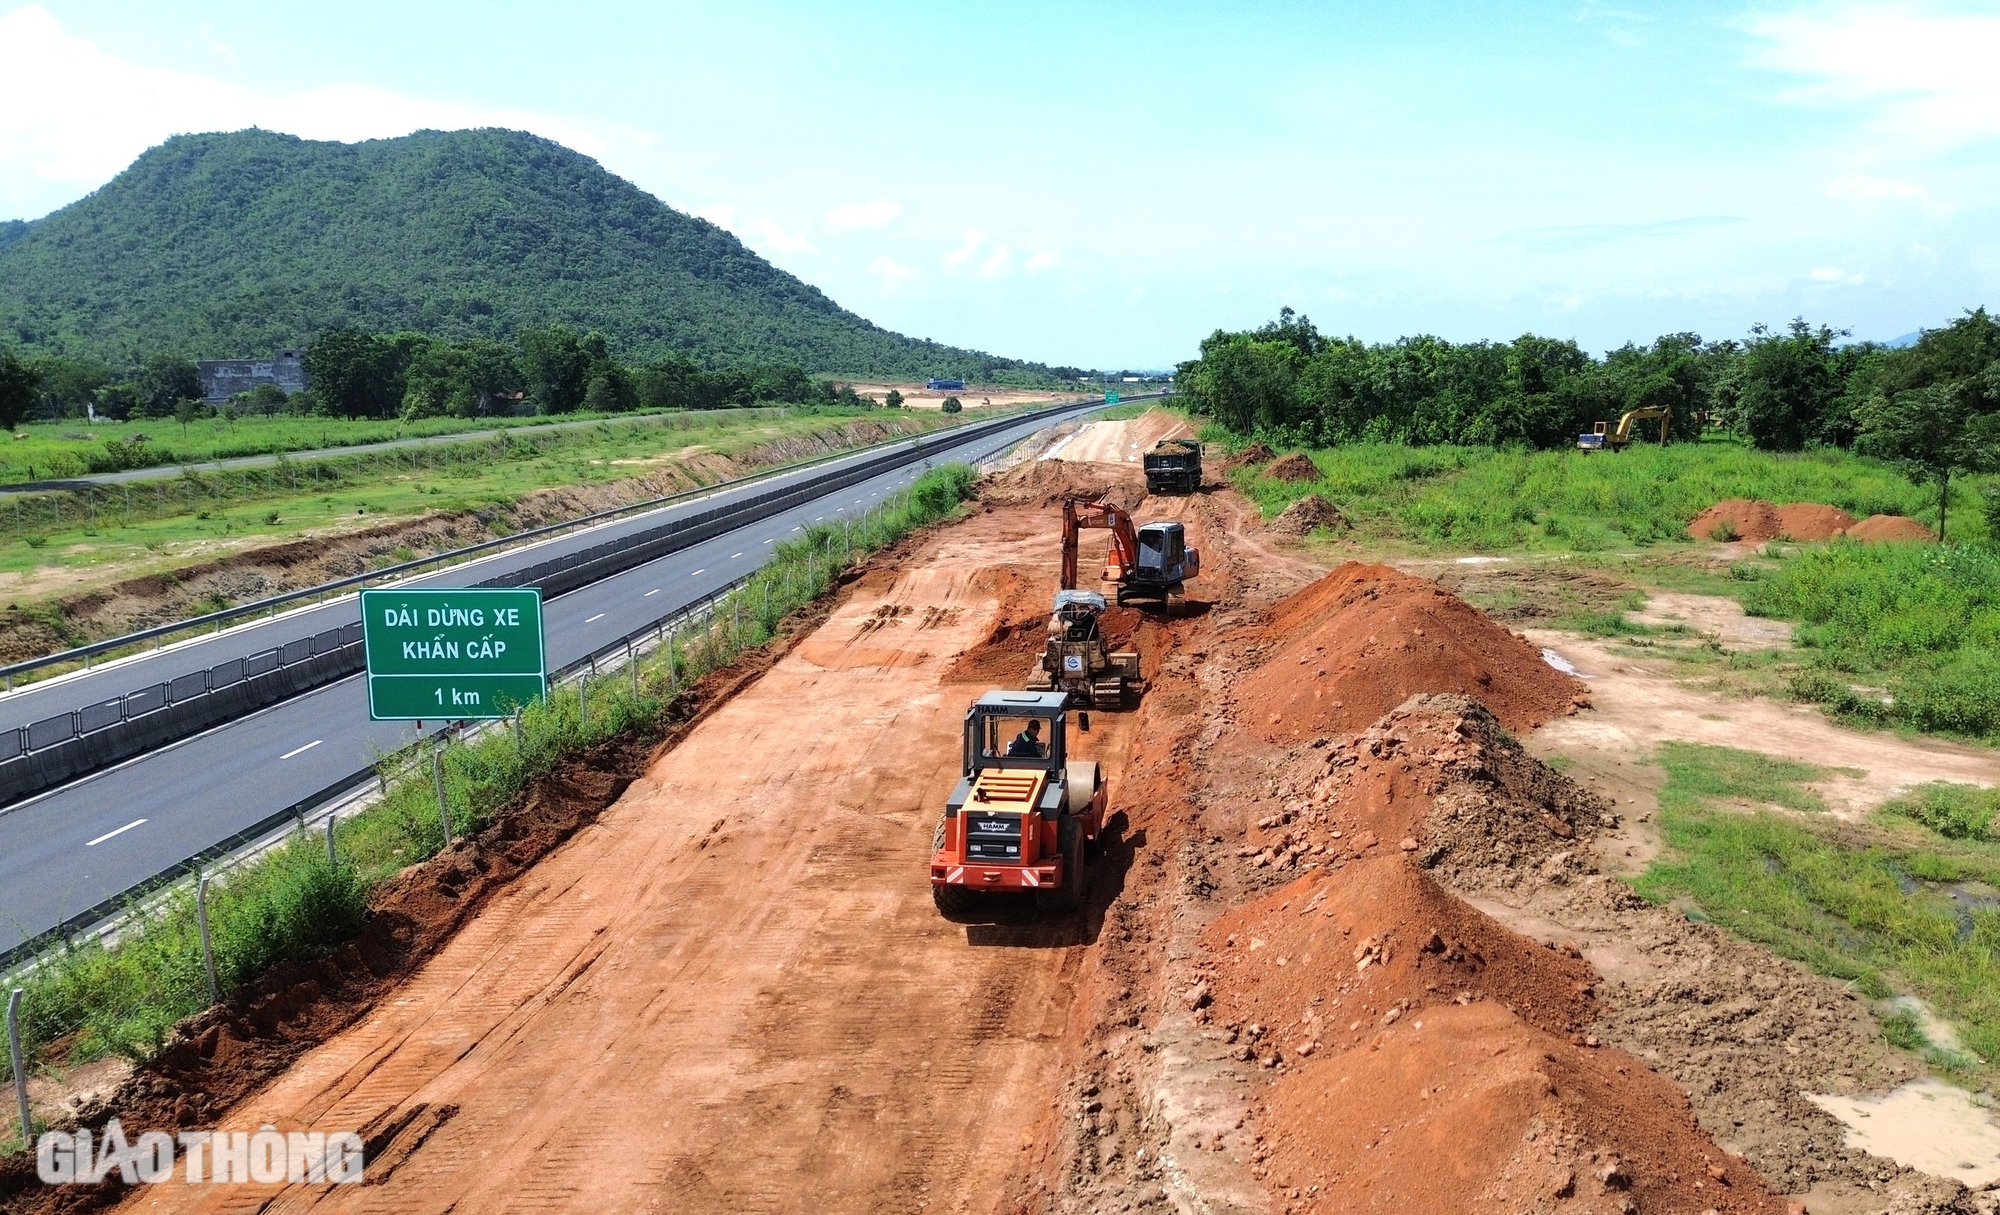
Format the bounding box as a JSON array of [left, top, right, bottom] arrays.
[[108, 509, 1144, 1215]]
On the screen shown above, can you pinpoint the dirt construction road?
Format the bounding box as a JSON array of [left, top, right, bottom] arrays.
[[120, 511, 1140, 1215]]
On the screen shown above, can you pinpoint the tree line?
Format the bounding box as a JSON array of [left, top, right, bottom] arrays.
[[1177, 307, 2000, 534], [0, 323, 920, 432]]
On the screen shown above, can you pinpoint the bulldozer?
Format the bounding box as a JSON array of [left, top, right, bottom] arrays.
[[931, 690, 1107, 915], [1577, 405, 1671, 452], [1026, 589, 1140, 708], [1142, 438, 1204, 495], [1062, 496, 1199, 608]]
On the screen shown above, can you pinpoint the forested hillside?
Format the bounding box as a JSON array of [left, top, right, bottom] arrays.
[[0, 128, 1043, 381]]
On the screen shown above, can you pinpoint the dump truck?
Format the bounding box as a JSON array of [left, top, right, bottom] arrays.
[[1062, 496, 1199, 608], [931, 690, 1106, 915], [1578, 405, 1671, 452], [1142, 438, 1204, 495], [1026, 589, 1139, 708]]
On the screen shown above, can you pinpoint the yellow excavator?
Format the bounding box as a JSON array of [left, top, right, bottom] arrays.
[[1577, 405, 1671, 452]]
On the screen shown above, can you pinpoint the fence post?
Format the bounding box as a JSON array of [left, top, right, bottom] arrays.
[[197, 875, 219, 1006], [578, 672, 588, 729], [9, 988, 28, 1149], [326, 814, 337, 869], [667, 629, 678, 695], [432, 745, 452, 847], [628, 639, 639, 698], [512, 708, 522, 754]]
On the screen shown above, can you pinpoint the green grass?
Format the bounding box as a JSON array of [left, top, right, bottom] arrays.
[[0, 408, 955, 593], [1882, 783, 2000, 842], [4, 407, 779, 484], [1737, 542, 2000, 738], [1636, 743, 2000, 1071], [1213, 430, 1986, 553], [0, 462, 980, 1136]]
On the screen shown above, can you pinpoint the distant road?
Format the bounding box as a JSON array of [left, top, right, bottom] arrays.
[[0, 404, 929, 492], [0, 399, 1115, 957]]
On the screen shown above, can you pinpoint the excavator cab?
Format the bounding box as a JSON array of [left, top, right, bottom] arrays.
[[932, 691, 1107, 916], [1122, 521, 1197, 605]]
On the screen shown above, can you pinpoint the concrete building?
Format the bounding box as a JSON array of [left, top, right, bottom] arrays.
[[198, 349, 306, 403]]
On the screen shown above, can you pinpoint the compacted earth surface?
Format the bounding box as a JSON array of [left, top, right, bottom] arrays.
[[12, 413, 2000, 1215]]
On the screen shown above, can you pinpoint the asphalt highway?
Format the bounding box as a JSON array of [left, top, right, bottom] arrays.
[[0, 402, 1109, 953], [0, 407, 1063, 734]]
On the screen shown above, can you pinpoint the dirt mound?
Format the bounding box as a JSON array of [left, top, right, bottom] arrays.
[[977, 458, 1144, 510], [1194, 697, 1786, 1214], [1687, 498, 1782, 543], [1265, 452, 1321, 482], [1239, 562, 1587, 744], [1220, 441, 1276, 471], [1266, 493, 1348, 537], [1848, 513, 1938, 542], [1775, 502, 1857, 540]]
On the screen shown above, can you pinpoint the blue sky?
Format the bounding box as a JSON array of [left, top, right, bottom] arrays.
[[2, 1, 1997, 367]]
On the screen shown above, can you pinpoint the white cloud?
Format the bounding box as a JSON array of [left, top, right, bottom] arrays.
[[979, 244, 1013, 276], [1744, 4, 2000, 147], [1827, 174, 1927, 202], [1025, 249, 1059, 272], [824, 199, 900, 230], [868, 255, 915, 287], [0, 6, 639, 218], [1809, 265, 1866, 284], [751, 219, 812, 253], [944, 229, 985, 268], [691, 203, 738, 229]]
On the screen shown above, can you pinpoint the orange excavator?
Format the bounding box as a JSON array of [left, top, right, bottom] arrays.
[[1061, 497, 1199, 607]]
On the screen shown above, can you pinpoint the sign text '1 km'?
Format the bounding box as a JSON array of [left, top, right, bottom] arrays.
[[360, 588, 546, 720]]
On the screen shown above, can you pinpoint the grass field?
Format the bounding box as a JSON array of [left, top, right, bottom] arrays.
[[1635, 743, 2000, 1074], [1216, 430, 1991, 551], [0, 408, 957, 597], [0, 465, 979, 1116], [2, 408, 755, 484]]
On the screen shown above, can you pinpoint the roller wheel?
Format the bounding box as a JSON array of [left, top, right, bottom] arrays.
[[1034, 815, 1087, 914]]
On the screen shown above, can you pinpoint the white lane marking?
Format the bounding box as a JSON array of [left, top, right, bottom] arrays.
[[729, 552, 743, 559], [813, 516, 823, 521], [585, 613, 605, 623], [763, 538, 775, 544], [691, 568, 705, 576], [791, 526, 801, 532], [86, 819, 147, 847], [644, 588, 660, 597], [279, 739, 323, 760]]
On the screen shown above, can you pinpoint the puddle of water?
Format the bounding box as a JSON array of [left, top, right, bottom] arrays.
[[1454, 555, 1509, 564], [1540, 647, 1589, 678], [1806, 1079, 2000, 1186]]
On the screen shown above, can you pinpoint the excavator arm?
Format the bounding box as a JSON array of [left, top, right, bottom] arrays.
[[1061, 498, 1140, 590]]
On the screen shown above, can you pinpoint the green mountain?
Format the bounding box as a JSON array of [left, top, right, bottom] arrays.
[[0, 128, 1040, 380]]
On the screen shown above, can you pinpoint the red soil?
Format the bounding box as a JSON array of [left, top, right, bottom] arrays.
[[1687, 499, 1782, 544], [1221, 441, 1277, 471], [1266, 453, 1322, 482], [1847, 513, 1938, 543], [1194, 698, 1786, 1215], [1774, 502, 1857, 541], [1241, 562, 1587, 744]]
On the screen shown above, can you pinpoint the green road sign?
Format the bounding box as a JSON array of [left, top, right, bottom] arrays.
[[360, 587, 546, 720], [1105, 391, 1120, 405]]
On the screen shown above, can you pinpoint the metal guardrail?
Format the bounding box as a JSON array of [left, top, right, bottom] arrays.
[[0, 401, 1090, 690], [0, 399, 1134, 971], [0, 624, 365, 763]]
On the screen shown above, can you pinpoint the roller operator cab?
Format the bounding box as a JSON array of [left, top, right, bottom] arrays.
[[931, 690, 1107, 915]]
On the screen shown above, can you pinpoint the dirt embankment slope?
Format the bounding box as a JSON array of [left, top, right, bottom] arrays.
[[31, 447, 1969, 1215], [83, 470, 1164, 1215], [0, 416, 934, 666]]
